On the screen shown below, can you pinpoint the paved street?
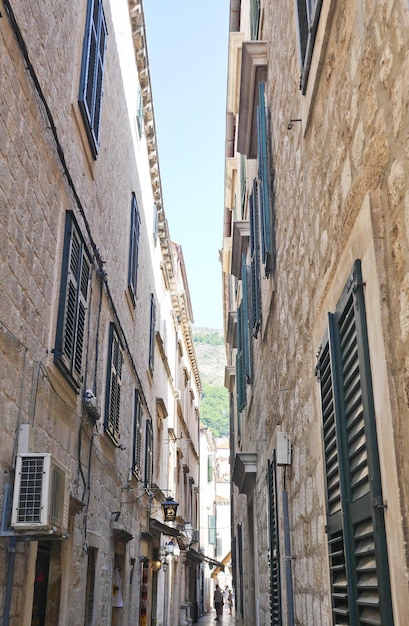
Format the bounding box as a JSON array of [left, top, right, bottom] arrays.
[[197, 609, 236, 625]]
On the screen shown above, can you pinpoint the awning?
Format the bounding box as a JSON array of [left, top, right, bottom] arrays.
[[149, 518, 180, 538], [211, 551, 231, 578], [188, 548, 225, 571]]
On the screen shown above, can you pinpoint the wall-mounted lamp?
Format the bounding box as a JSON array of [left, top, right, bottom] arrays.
[[161, 495, 179, 522], [166, 540, 175, 555], [161, 559, 168, 573], [152, 560, 162, 571]]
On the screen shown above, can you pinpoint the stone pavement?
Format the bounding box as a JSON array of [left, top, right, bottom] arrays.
[[196, 609, 236, 625]]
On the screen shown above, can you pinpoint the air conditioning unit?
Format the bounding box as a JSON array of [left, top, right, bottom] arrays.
[[11, 453, 70, 535]]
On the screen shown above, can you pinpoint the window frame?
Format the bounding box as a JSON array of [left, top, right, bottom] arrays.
[[132, 389, 143, 480], [148, 293, 156, 373], [78, 0, 108, 159], [144, 419, 153, 489], [104, 323, 123, 444], [54, 211, 91, 392], [295, 0, 323, 94], [128, 193, 141, 307], [316, 260, 394, 625]]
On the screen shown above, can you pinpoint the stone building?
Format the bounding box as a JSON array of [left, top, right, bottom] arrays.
[[0, 1, 201, 625], [222, 1, 409, 625]]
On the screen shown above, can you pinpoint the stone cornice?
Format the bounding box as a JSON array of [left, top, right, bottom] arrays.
[[127, 1, 201, 395]]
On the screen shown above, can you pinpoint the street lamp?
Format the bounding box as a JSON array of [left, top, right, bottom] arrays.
[[161, 495, 179, 522]]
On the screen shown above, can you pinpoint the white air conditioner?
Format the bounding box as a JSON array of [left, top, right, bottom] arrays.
[[11, 453, 70, 535]]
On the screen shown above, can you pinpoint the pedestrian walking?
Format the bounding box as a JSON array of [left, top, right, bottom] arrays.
[[228, 588, 233, 615], [214, 584, 222, 621]]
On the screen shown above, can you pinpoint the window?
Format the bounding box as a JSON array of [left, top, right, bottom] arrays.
[[148, 293, 156, 372], [315, 260, 394, 625], [54, 212, 91, 391], [128, 194, 141, 306], [153, 203, 158, 246], [84, 548, 97, 626], [208, 515, 216, 545], [296, 0, 323, 93], [136, 86, 144, 138], [104, 324, 123, 444], [144, 420, 153, 488], [249, 178, 262, 337], [257, 82, 273, 276], [132, 390, 143, 479], [79, 0, 107, 159], [267, 455, 281, 625], [250, 0, 261, 40]]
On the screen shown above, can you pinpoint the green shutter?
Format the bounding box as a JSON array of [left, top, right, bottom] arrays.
[[236, 303, 246, 412], [133, 390, 143, 479], [250, 178, 262, 337], [208, 515, 216, 545], [148, 294, 156, 371], [208, 454, 213, 482], [128, 193, 140, 305], [144, 420, 153, 488], [78, 0, 107, 158], [316, 260, 394, 626], [55, 212, 91, 391], [241, 254, 252, 381], [105, 324, 123, 443], [250, 0, 261, 40], [257, 82, 272, 275], [267, 455, 281, 625]]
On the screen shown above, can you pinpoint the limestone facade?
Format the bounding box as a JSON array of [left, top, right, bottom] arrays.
[[223, 1, 409, 625], [0, 1, 201, 625]]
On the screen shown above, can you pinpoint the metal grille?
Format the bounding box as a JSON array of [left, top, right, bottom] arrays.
[[49, 463, 66, 527], [17, 456, 44, 523]]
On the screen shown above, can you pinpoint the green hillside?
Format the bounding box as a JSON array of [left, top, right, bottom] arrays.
[[193, 328, 229, 437]]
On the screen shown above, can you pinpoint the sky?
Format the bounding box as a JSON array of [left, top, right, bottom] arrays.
[[143, 0, 230, 331]]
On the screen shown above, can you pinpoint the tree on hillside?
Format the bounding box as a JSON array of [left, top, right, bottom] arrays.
[[200, 382, 229, 437]]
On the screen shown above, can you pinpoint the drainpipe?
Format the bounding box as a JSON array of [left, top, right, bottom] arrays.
[[229, 0, 241, 32], [282, 490, 295, 626]]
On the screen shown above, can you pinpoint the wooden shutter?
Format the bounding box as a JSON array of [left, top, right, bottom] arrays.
[[144, 420, 153, 488], [132, 389, 143, 479], [296, 0, 323, 93], [55, 212, 90, 390], [105, 324, 123, 443], [250, 178, 262, 337], [78, 0, 107, 158], [250, 0, 261, 40], [316, 260, 394, 626], [236, 302, 246, 412], [267, 455, 281, 625], [148, 294, 156, 371], [257, 82, 272, 275], [128, 194, 140, 305], [241, 254, 252, 381], [208, 515, 216, 545]]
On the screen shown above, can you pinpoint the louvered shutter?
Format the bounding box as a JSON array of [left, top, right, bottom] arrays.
[[148, 294, 156, 371], [132, 389, 143, 479], [79, 0, 107, 158], [316, 260, 394, 626], [236, 303, 246, 412], [128, 194, 140, 305], [296, 0, 323, 94], [257, 82, 272, 275], [105, 324, 123, 443], [241, 254, 252, 381], [250, 0, 261, 40], [144, 420, 153, 488], [267, 455, 281, 625], [250, 178, 262, 338], [55, 213, 91, 391]]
